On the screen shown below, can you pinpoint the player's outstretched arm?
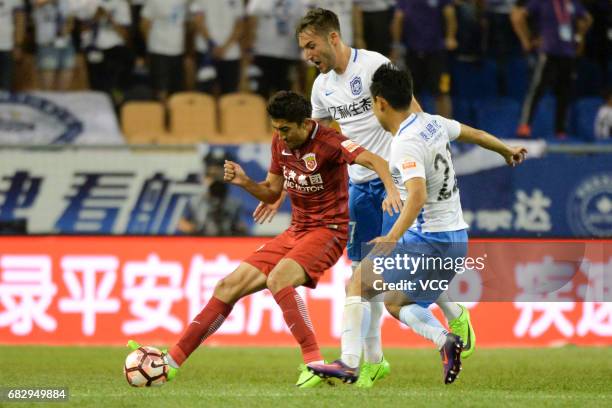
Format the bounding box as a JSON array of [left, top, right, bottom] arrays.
[[456, 124, 528, 167], [353, 150, 402, 215], [253, 190, 287, 224], [224, 160, 284, 204], [371, 178, 427, 244]]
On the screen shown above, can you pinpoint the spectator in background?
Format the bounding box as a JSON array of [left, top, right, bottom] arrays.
[[0, 0, 25, 91], [391, 0, 457, 118], [513, 0, 592, 138], [128, 0, 148, 76], [246, 0, 305, 99], [356, 0, 395, 56], [178, 148, 247, 236], [141, 0, 188, 101], [191, 0, 245, 95], [78, 0, 132, 101], [305, 0, 364, 47], [485, 0, 522, 96], [454, 0, 486, 61], [595, 91, 612, 140], [33, 0, 75, 91], [581, 0, 611, 93]]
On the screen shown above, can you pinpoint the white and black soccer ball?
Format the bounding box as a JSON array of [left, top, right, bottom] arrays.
[[124, 346, 168, 387]]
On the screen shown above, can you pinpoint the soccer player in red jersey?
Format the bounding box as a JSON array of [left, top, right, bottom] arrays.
[[133, 90, 401, 388]]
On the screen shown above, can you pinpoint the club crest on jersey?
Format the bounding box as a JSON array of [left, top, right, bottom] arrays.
[[302, 153, 317, 171], [350, 76, 363, 96]]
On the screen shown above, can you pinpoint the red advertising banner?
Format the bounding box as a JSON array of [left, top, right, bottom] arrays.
[[0, 237, 610, 347]]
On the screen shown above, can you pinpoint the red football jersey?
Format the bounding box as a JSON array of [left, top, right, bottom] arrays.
[[269, 122, 365, 232]]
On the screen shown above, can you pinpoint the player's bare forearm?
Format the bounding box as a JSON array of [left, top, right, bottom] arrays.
[[386, 179, 427, 241], [457, 124, 527, 166], [456, 124, 512, 156], [225, 163, 283, 203], [354, 151, 393, 192], [239, 178, 283, 204]]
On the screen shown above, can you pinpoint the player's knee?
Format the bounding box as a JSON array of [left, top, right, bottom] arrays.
[[266, 273, 289, 295], [213, 278, 239, 303], [346, 273, 362, 296], [384, 301, 401, 319]]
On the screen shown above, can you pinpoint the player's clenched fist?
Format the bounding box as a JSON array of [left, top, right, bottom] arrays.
[[504, 146, 528, 167], [224, 160, 248, 186]]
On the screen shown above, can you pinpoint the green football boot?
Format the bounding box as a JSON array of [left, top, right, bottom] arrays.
[[127, 340, 178, 382], [355, 357, 391, 388], [448, 304, 476, 359], [296, 364, 326, 388]]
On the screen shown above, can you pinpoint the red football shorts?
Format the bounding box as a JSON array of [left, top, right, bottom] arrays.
[[244, 227, 347, 288]]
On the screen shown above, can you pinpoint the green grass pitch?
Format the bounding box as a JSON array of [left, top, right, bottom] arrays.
[[2, 346, 611, 407]]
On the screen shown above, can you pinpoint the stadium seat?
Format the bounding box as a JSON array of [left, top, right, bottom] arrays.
[[530, 95, 555, 138], [575, 59, 604, 98], [416, 93, 435, 114], [451, 59, 497, 100], [571, 97, 604, 141], [121, 101, 168, 144], [451, 97, 475, 126], [219, 92, 270, 143], [168, 92, 218, 143], [474, 97, 520, 138], [504, 57, 530, 102]]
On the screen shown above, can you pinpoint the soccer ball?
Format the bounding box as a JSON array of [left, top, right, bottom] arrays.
[[123, 346, 168, 387]]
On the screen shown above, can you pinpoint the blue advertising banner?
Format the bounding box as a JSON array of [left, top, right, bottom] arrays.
[[0, 145, 610, 237]]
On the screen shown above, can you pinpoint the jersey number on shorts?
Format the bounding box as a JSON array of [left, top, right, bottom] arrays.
[[434, 143, 458, 201]]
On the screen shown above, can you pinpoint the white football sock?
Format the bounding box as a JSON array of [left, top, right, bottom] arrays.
[[436, 292, 463, 321], [341, 296, 370, 368], [399, 304, 448, 349], [363, 299, 384, 363], [166, 353, 179, 369]]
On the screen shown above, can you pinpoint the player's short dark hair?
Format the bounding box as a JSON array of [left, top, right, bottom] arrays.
[[370, 64, 414, 110], [267, 91, 312, 125], [296, 8, 341, 38]]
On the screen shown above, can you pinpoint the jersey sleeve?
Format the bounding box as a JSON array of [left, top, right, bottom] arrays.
[[395, 142, 427, 184], [268, 135, 283, 175], [369, 52, 391, 74], [436, 115, 462, 142], [326, 131, 366, 165], [310, 78, 330, 120]]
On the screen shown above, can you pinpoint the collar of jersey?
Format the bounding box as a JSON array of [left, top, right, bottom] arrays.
[[289, 121, 319, 156], [332, 48, 358, 79], [397, 113, 417, 137]]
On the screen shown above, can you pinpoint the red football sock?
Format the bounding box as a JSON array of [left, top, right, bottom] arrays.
[[273, 286, 322, 363], [169, 297, 232, 366]]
